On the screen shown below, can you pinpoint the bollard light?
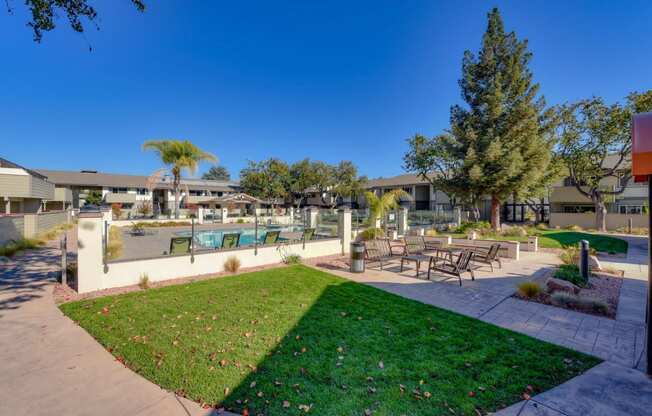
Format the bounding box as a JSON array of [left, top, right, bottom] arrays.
[[579, 240, 589, 280]]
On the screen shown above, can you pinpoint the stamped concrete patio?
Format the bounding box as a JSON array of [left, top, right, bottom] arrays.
[[312, 238, 651, 416]]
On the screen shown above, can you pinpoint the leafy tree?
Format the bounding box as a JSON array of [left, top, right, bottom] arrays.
[[331, 161, 367, 208], [85, 189, 102, 206], [239, 159, 290, 210], [403, 133, 476, 213], [289, 159, 318, 209], [557, 91, 652, 231], [312, 161, 336, 207], [448, 8, 551, 231], [202, 166, 231, 181], [143, 139, 217, 219], [7, 0, 145, 43]]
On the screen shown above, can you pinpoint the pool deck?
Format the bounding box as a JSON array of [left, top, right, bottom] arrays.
[[117, 223, 305, 261]]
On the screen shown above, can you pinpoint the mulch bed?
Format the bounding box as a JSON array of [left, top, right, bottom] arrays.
[[514, 268, 624, 319]]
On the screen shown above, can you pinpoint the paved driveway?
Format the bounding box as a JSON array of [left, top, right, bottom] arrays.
[[0, 244, 223, 416]]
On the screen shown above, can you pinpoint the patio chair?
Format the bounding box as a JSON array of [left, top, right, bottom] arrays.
[[400, 236, 435, 277], [221, 233, 240, 249], [471, 243, 502, 271], [169, 237, 191, 255], [428, 248, 475, 286], [262, 230, 281, 245], [364, 238, 400, 270], [302, 228, 315, 241]]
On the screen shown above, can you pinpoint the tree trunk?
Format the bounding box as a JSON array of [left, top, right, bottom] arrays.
[[174, 176, 180, 219], [490, 195, 501, 231], [594, 198, 607, 232]]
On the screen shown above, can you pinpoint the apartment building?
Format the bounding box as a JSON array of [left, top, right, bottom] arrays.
[[0, 157, 68, 214], [35, 169, 240, 216]]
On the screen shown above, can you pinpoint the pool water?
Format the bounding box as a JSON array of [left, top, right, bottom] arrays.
[[177, 225, 304, 249]]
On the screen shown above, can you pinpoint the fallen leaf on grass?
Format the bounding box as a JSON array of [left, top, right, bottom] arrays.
[[282, 401, 290, 408], [378, 361, 384, 369]]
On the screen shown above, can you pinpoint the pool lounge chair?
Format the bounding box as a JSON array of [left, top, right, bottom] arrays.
[[428, 248, 475, 286], [262, 230, 281, 245], [302, 228, 315, 241], [471, 243, 502, 271], [169, 237, 191, 255], [221, 233, 240, 249]]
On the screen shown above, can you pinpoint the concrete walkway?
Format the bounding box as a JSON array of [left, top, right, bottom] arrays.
[[313, 242, 651, 416], [0, 243, 225, 416]]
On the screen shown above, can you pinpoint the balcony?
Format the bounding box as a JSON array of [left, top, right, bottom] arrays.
[[104, 193, 137, 204], [549, 186, 592, 204], [53, 187, 72, 202]]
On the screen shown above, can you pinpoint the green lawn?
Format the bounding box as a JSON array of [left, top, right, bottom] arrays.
[[61, 265, 599, 415], [447, 230, 628, 253]]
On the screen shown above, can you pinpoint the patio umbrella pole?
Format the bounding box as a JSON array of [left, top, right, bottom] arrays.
[[254, 206, 258, 255]]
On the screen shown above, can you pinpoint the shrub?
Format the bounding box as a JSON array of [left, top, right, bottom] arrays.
[[111, 203, 122, 220], [554, 264, 588, 287], [425, 228, 438, 237], [455, 221, 491, 234], [551, 291, 578, 308], [136, 202, 152, 217], [132, 221, 191, 228], [106, 226, 124, 260], [559, 246, 580, 265], [139, 273, 150, 290], [517, 281, 541, 299], [0, 238, 44, 258], [358, 227, 384, 241], [551, 292, 609, 315], [224, 256, 241, 273], [236, 218, 245, 224], [564, 224, 583, 231], [501, 226, 528, 237], [535, 223, 549, 230], [283, 254, 302, 265]]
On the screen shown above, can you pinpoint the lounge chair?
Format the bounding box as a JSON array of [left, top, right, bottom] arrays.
[[221, 233, 240, 249], [471, 243, 502, 271], [130, 222, 146, 236], [428, 248, 475, 286], [262, 230, 281, 245], [169, 237, 191, 255], [364, 238, 400, 270], [302, 228, 315, 241]]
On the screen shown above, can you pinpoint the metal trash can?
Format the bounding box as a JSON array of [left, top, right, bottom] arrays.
[[350, 242, 365, 273]]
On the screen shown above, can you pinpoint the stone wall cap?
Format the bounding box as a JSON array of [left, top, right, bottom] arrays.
[[78, 212, 103, 218]]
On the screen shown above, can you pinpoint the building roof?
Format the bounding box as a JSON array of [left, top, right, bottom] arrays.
[[35, 169, 240, 192], [365, 173, 433, 188], [1, 157, 49, 180]]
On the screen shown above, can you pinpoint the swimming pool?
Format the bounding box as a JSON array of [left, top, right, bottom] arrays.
[[177, 225, 304, 249]]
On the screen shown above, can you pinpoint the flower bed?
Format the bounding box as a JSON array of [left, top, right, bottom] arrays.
[[515, 267, 623, 318]]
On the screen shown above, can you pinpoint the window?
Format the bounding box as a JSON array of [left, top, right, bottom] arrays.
[[619, 205, 643, 214], [110, 187, 128, 194], [563, 205, 594, 213], [189, 190, 209, 196], [136, 188, 148, 195]]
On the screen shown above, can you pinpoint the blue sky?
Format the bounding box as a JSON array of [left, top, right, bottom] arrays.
[[1, 1, 651, 180]]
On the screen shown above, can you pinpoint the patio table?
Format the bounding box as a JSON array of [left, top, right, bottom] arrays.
[[400, 254, 432, 277]]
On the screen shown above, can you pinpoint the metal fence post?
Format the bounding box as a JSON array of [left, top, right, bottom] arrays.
[[254, 209, 258, 255], [191, 218, 195, 263]]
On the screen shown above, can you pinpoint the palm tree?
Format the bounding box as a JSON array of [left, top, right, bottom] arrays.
[[364, 189, 411, 237], [143, 140, 217, 219]]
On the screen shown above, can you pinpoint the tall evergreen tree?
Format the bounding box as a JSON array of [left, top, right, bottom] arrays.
[[450, 8, 550, 230]]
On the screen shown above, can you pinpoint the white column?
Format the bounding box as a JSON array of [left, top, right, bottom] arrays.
[[77, 212, 105, 293], [455, 207, 462, 226], [338, 207, 352, 254], [304, 207, 318, 229], [4, 197, 10, 214], [398, 207, 409, 236], [221, 207, 229, 223], [197, 206, 204, 224]]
